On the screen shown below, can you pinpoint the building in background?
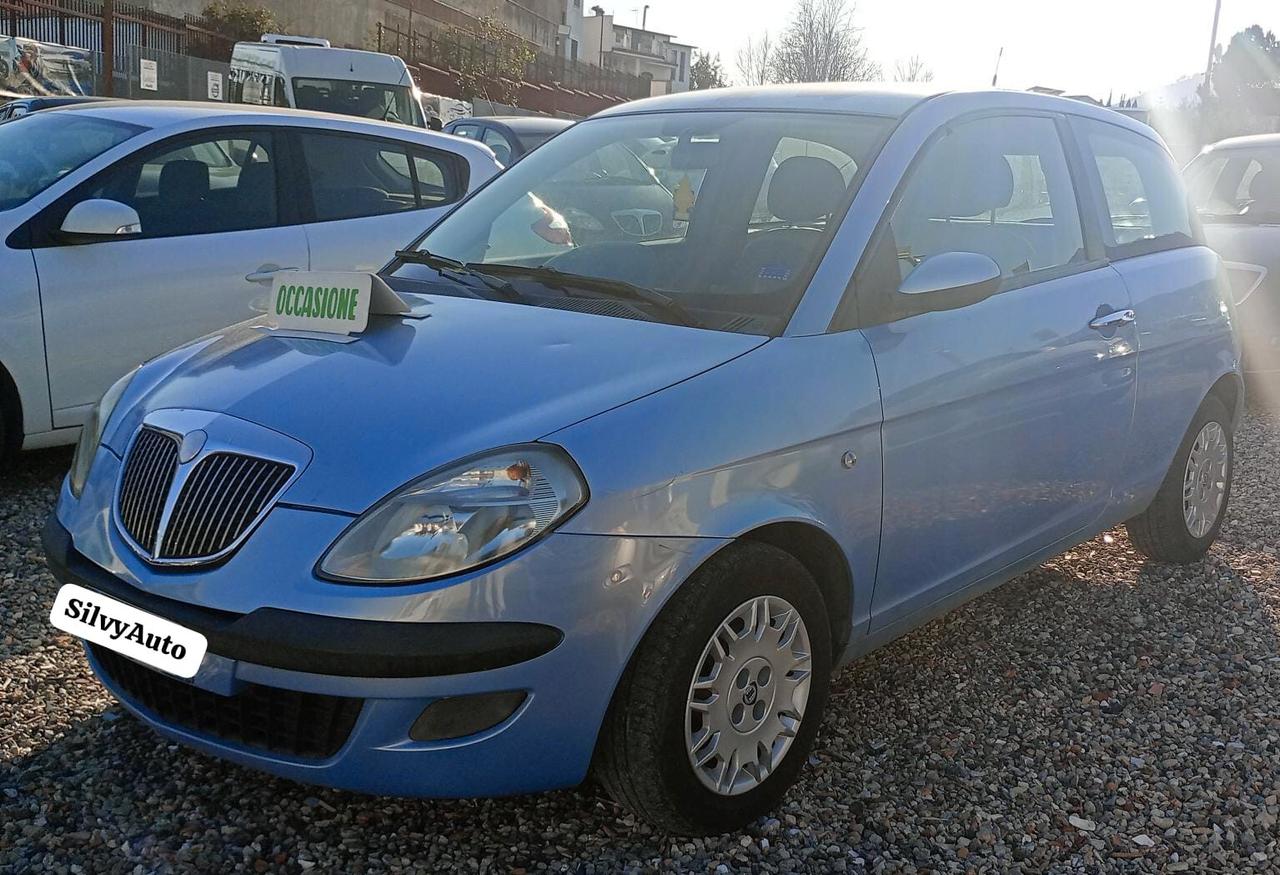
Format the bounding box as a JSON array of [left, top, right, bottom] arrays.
[[581, 8, 692, 96], [557, 0, 584, 62]]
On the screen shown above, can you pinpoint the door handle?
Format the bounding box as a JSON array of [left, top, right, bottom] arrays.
[[1089, 308, 1136, 331], [245, 266, 300, 284]]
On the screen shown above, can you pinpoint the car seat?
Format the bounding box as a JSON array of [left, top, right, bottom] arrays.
[[739, 156, 847, 292]]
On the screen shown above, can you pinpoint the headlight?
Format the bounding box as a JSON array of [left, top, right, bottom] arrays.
[[318, 444, 587, 584], [69, 368, 138, 498]]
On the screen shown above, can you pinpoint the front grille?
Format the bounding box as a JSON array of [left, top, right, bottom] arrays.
[[118, 428, 181, 553], [157, 453, 294, 561], [91, 645, 363, 759], [117, 426, 295, 564]]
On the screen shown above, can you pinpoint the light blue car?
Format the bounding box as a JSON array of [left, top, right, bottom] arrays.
[[47, 85, 1241, 834]]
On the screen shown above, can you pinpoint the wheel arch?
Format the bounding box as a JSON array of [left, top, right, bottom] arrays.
[[737, 521, 855, 658], [1207, 370, 1245, 425], [0, 358, 23, 457]]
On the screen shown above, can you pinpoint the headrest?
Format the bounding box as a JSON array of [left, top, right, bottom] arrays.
[[919, 153, 1014, 217], [767, 157, 847, 223], [1248, 168, 1280, 208], [237, 160, 274, 191], [158, 160, 209, 203]]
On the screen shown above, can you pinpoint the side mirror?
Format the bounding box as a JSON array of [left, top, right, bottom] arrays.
[[58, 199, 142, 244], [899, 251, 1002, 304]]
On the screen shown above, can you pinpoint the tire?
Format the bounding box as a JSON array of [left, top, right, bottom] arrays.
[[1126, 395, 1233, 563], [594, 541, 832, 835]]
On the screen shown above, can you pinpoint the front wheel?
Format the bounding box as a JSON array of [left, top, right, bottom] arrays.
[[594, 542, 832, 835], [1126, 395, 1233, 563]]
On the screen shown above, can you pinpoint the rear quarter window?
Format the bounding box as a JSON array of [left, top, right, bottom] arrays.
[[1074, 117, 1197, 258]]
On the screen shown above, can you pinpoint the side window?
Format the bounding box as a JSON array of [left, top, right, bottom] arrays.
[[1075, 118, 1195, 257], [887, 115, 1085, 285], [412, 152, 457, 204], [451, 124, 480, 140], [89, 130, 279, 238], [299, 131, 463, 221], [480, 127, 513, 165]]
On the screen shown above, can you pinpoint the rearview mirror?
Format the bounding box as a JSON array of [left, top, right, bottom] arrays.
[[899, 251, 1002, 303], [58, 199, 142, 244]]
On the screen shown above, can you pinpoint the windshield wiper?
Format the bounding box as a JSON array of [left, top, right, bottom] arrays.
[[393, 249, 521, 302], [467, 263, 700, 328]]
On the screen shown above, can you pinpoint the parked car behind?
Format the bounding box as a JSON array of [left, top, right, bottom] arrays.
[[230, 34, 426, 128], [47, 85, 1241, 835], [0, 101, 499, 460], [1186, 134, 1280, 378], [0, 95, 110, 122], [445, 115, 573, 164]]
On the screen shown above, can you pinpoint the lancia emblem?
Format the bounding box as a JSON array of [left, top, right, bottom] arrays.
[[177, 430, 207, 464]]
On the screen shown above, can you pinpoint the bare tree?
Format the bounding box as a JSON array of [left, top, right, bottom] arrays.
[[770, 0, 880, 84], [893, 55, 934, 83], [737, 32, 773, 86]]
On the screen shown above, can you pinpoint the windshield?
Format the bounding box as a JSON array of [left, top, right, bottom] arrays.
[[391, 110, 893, 335], [1186, 145, 1280, 224], [292, 77, 424, 127], [0, 113, 143, 211]]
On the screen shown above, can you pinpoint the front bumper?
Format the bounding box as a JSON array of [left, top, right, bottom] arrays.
[[47, 474, 727, 797]]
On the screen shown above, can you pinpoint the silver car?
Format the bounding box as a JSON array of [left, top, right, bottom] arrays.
[[0, 101, 499, 460], [1186, 134, 1280, 382]]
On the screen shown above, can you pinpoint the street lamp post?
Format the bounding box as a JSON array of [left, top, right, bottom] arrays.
[[1203, 0, 1223, 96], [591, 6, 607, 69]]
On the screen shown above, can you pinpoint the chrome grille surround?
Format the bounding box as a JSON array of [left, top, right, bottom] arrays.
[[113, 411, 310, 568]]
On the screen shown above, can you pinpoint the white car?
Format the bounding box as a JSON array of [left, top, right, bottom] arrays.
[[0, 101, 500, 460]]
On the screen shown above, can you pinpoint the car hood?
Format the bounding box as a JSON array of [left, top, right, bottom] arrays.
[[112, 296, 766, 514]]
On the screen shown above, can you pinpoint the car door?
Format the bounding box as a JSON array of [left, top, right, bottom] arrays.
[[33, 126, 309, 423], [295, 129, 470, 272], [855, 113, 1138, 632], [1072, 116, 1233, 505]]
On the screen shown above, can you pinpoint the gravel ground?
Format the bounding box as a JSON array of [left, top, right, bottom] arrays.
[[2, 412, 1279, 874]]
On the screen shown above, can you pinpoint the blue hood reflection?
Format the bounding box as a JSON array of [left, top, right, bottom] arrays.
[[112, 296, 767, 514]]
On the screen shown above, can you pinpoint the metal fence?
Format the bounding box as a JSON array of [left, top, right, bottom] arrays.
[[0, 0, 232, 62], [375, 21, 649, 101], [1, 32, 229, 100]]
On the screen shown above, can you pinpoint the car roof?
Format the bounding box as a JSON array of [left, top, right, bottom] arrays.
[[592, 84, 1158, 138], [478, 116, 574, 135], [36, 100, 500, 161], [593, 83, 939, 119], [1202, 133, 1280, 153], [233, 41, 412, 82]]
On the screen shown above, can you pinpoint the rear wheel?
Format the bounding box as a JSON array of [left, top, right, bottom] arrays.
[[594, 542, 832, 835], [1126, 395, 1233, 563]]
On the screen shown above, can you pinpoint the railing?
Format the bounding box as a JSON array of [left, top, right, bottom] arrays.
[[376, 21, 650, 101], [0, 0, 232, 62]]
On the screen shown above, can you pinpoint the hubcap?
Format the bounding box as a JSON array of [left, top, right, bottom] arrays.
[[1183, 420, 1229, 539], [684, 596, 812, 796]]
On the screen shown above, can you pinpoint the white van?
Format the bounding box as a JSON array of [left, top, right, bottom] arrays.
[[229, 35, 425, 128]]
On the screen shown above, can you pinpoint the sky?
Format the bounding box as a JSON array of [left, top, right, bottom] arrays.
[[595, 0, 1278, 100]]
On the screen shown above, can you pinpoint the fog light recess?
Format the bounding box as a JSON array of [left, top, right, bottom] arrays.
[[409, 691, 527, 742]]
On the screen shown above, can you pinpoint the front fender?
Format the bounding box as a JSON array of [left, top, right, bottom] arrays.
[[548, 331, 884, 632]]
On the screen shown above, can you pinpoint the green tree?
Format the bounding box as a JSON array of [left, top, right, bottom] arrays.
[[690, 52, 729, 90], [201, 1, 280, 44], [449, 16, 535, 107], [1202, 25, 1280, 141]]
